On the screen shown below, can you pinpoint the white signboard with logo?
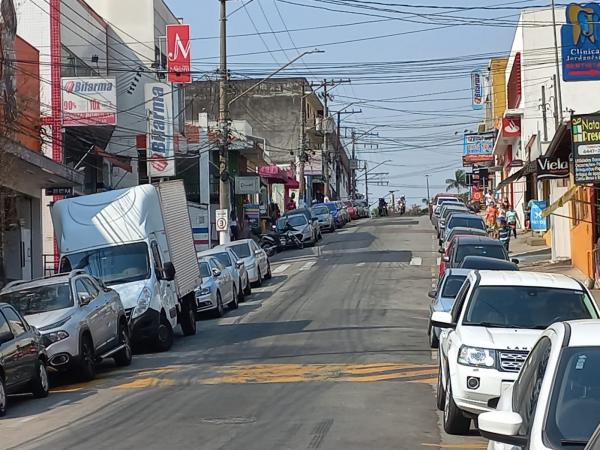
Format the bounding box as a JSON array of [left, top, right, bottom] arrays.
[[235, 176, 261, 195], [145, 83, 175, 177], [62, 77, 117, 126]]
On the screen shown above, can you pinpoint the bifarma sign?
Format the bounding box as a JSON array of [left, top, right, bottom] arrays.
[[145, 83, 175, 177], [62, 77, 117, 126]]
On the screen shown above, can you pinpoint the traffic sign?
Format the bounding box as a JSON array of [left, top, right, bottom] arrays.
[[216, 209, 228, 232]]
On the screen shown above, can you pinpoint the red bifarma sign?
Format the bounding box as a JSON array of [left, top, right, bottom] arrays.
[[166, 24, 192, 83]]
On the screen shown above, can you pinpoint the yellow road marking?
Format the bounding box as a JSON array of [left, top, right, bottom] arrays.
[[114, 377, 177, 389], [409, 377, 438, 385], [421, 444, 487, 449]]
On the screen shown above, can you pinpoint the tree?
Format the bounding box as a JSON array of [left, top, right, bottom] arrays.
[[421, 198, 429, 205], [445, 170, 467, 193]]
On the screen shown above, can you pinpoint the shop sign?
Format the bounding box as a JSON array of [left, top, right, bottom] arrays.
[[45, 187, 73, 196], [463, 132, 495, 166], [166, 24, 192, 83], [235, 176, 261, 195], [62, 77, 117, 126], [571, 114, 600, 184], [145, 83, 175, 177], [471, 70, 485, 110], [530, 201, 548, 232], [561, 3, 600, 81], [501, 117, 521, 138], [537, 156, 570, 179]]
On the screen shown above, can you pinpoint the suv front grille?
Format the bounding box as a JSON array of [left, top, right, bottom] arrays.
[[498, 350, 529, 372], [125, 308, 134, 322]]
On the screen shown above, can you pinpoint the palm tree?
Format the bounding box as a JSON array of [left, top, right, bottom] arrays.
[[445, 170, 467, 193], [421, 198, 429, 205]]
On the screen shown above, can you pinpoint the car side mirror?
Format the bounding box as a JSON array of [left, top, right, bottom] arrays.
[[428, 290, 436, 299], [478, 411, 527, 447], [438, 239, 443, 247], [443, 256, 450, 263], [255, 250, 262, 256], [0, 330, 14, 344], [511, 259, 520, 265], [79, 293, 92, 306], [431, 311, 456, 329], [163, 262, 176, 281], [212, 268, 222, 278], [236, 260, 244, 269], [438, 248, 445, 254], [311, 217, 318, 222]]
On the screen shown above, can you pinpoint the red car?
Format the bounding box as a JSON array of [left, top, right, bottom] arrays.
[[344, 201, 359, 220]]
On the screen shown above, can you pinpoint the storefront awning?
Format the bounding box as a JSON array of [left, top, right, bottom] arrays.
[[541, 185, 580, 218], [495, 161, 536, 191], [259, 165, 289, 183], [1, 139, 84, 198]]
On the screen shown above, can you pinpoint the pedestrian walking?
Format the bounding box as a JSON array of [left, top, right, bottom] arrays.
[[485, 202, 498, 237], [230, 210, 239, 241], [506, 206, 519, 239], [286, 193, 297, 211], [498, 218, 511, 252]]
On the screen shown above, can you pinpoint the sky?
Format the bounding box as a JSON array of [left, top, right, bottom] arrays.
[[169, 0, 558, 206]]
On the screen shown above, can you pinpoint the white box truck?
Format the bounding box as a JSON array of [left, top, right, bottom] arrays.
[[51, 180, 199, 351]]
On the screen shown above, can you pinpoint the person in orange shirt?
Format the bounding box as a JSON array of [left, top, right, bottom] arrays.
[[485, 202, 498, 236]]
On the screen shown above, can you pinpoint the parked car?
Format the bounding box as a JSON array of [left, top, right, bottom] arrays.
[[479, 320, 600, 450], [195, 257, 237, 317], [442, 236, 510, 273], [198, 248, 250, 301], [324, 202, 345, 228], [0, 303, 49, 417], [437, 204, 470, 238], [336, 201, 350, 224], [0, 271, 132, 380], [440, 213, 486, 246], [459, 256, 519, 271], [221, 239, 271, 287], [283, 208, 320, 243], [312, 204, 336, 233], [279, 213, 317, 246], [432, 198, 464, 227], [442, 227, 488, 250], [432, 271, 600, 435], [344, 201, 359, 220], [428, 268, 471, 348], [354, 200, 369, 218]]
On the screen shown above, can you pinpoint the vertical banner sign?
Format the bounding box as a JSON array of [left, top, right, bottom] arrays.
[[561, 3, 600, 82], [572, 114, 600, 184], [166, 24, 192, 84], [471, 70, 484, 110], [530, 201, 548, 232], [145, 83, 175, 177]]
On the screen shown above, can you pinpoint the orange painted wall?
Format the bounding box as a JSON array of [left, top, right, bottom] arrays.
[[14, 36, 41, 152], [571, 187, 594, 278]]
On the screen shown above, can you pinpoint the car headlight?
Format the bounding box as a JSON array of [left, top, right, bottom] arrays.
[[458, 346, 496, 368], [43, 330, 69, 345], [196, 287, 211, 296], [39, 316, 71, 331], [132, 287, 151, 319]]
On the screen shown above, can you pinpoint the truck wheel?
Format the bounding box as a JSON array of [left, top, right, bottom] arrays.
[[180, 298, 197, 336], [0, 376, 6, 417], [444, 382, 471, 435], [30, 358, 50, 398], [78, 335, 96, 381], [114, 322, 133, 366], [154, 314, 174, 352]]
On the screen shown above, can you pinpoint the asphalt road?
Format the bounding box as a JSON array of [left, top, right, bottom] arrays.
[[1, 216, 487, 450]]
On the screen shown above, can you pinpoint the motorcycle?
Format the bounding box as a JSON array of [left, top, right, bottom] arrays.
[[284, 229, 304, 249], [259, 233, 278, 257]]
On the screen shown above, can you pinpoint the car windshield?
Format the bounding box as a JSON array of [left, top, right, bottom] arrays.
[[230, 243, 252, 259], [312, 206, 329, 215], [463, 286, 598, 329], [544, 347, 600, 450], [212, 252, 232, 268], [456, 244, 506, 264], [325, 203, 337, 212], [287, 215, 308, 227], [60, 242, 150, 285], [199, 262, 211, 278], [0, 282, 74, 315], [441, 275, 467, 298], [448, 217, 485, 231]]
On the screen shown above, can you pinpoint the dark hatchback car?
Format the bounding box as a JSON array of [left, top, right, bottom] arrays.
[[459, 255, 519, 271], [0, 303, 49, 416], [443, 236, 510, 270]]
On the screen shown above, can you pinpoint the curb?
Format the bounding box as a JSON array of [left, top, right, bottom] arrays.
[[510, 247, 551, 258]]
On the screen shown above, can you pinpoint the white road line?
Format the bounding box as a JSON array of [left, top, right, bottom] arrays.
[[409, 257, 423, 266], [357, 262, 366, 267], [299, 261, 316, 271], [272, 263, 290, 274], [436, 257, 441, 266]]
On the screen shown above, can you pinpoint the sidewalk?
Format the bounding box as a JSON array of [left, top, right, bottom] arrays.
[[508, 230, 549, 257]]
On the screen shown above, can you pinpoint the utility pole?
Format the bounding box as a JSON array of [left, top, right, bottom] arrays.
[[299, 84, 307, 203], [552, 75, 560, 130], [541, 85, 548, 141], [322, 80, 330, 200], [351, 131, 356, 199], [426, 175, 431, 201], [218, 0, 229, 245], [389, 190, 396, 213], [365, 162, 369, 206], [551, 0, 564, 124]]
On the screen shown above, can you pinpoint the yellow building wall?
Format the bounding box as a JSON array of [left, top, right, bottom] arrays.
[[570, 187, 595, 278], [490, 58, 509, 130]]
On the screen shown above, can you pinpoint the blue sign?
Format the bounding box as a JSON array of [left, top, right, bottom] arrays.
[[530, 201, 548, 232], [471, 70, 485, 110], [561, 3, 600, 81]]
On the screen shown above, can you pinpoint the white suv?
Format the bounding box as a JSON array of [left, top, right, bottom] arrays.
[[433, 271, 599, 435]]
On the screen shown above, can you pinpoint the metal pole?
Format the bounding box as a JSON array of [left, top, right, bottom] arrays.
[[219, 0, 230, 245], [298, 84, 306, 203], [426, 175, 431, 201], [541, 85, 548, 141], [551, 0, 564, 123], [365, 162, 369, 206], [552, 75, 560, 130], [323, 80, 330, 200], [351, 131, 356, 199], [336, 110, 341, 200]]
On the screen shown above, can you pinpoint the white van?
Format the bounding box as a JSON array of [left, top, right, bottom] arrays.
[[51, 181, 200, 351]]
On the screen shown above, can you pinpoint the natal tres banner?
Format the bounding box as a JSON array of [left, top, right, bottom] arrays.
[[572, 114, 600, 184], [561, 3, 600, 81], [145, 83, 175, 177], [463, 132, 495, 166]]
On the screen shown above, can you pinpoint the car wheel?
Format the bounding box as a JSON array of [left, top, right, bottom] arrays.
[[237, 279, 245, 302], [0, 376, 6, 417], [154, 313, 174, 352], [330, 225, 335, 233], [444, 380, 471, 435], [265, 262, 272, 280], [230, 283, 239, 310], [436, 361, 446, 411], [114, 322, 133, 366], [78, 335, 96, 381], [30, 358, 50, 398], [429, 322, 439, 349], [244, 276, 252, 295], [253, 268, 262, 287], [213, 291, 225, 318]]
